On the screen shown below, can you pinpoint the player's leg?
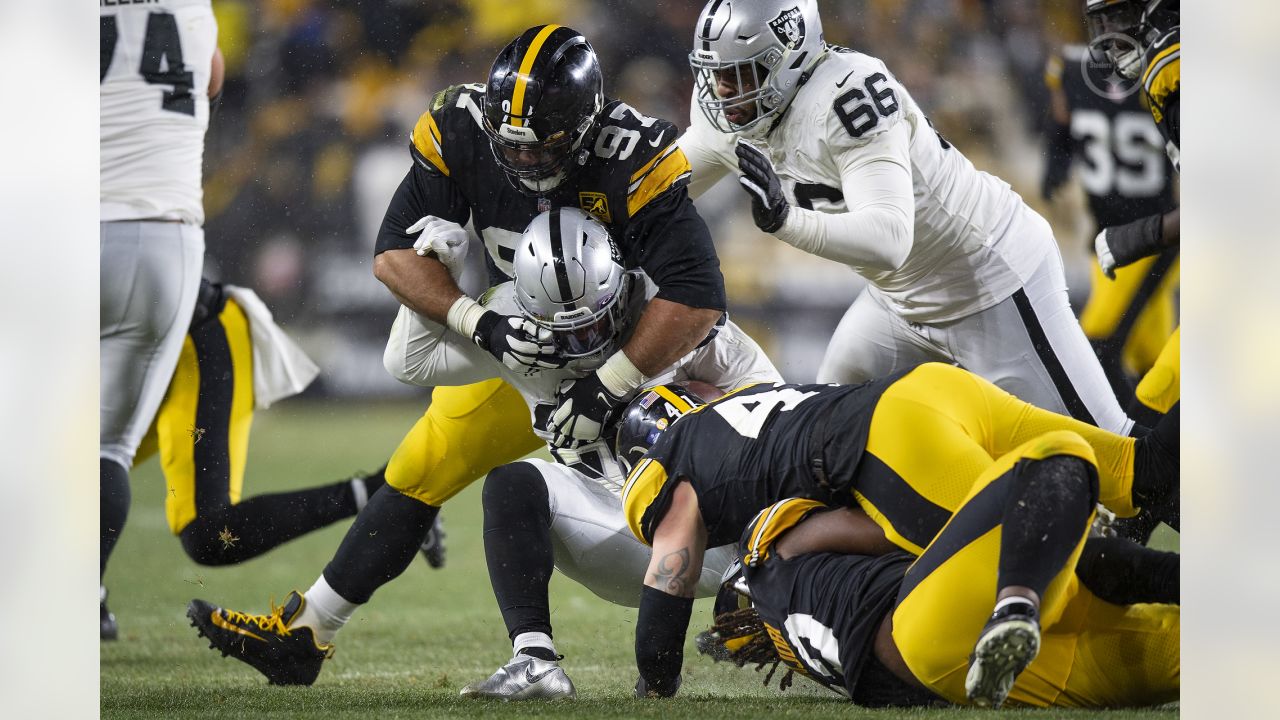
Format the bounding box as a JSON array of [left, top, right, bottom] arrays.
[[158, 297, 387, 565], [949, 242, 1135, 436], [187, 379, 540, 685], [1079, 252, 1178, 399], [816, 286, 941, 384], [100, 221, 203, 638], [890, 432, 1098, 707], [1132, 325, 1180, 422]]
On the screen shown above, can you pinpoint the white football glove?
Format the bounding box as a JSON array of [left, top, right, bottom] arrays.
[[408, 215, 469, 281], [1094, 228, 1117, 280]]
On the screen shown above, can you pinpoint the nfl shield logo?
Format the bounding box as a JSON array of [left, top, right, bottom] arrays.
[[537, 197, 552, 213], [768, 7, 806, 50]]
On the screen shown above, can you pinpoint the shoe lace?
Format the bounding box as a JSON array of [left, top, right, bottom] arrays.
[[223, 600, 292, 637]]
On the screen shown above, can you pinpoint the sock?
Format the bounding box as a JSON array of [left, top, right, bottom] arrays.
[[997, 456, 1096, 598], [100, 458, 131, 577], [482, 462, 555, 641], [294, 575, 359, 645], [514, 632, 558, 660], [1076, 536, 1179, 605], [179, 474, 368, 566], [323, 485, 438, 603], [1133, 403, 1178, 508]]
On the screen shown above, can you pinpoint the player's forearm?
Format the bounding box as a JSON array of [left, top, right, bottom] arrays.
[[1105, 208, 1179, 269], [373, 249, 464, 323], [634, 586, 692, 698], [775, 202, 913, 272], [621, 298, 722, 377]]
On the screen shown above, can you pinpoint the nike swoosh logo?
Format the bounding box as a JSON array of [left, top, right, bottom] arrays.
[[524, 665, 558, 685], [835, 71, 856, 89], [210, 612, 266, 642], [649, 129, 667, 147]]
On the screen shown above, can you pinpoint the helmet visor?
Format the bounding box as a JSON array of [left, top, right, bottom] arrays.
[[520, 283, 626, 359]]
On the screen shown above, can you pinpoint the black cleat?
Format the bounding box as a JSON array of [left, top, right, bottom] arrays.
[[965, 600, 1040, 708], [420, 515, 447, 569], [187, 590, 334, 686], [101, 586, 118, 641]]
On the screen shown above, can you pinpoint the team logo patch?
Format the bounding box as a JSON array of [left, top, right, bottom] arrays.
[[768, 7, 806, 50], [579, 192, 612, 224]]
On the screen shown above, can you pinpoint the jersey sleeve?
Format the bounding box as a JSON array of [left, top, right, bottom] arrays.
[[621, 187, 727, 310], [820, 55, 910, 154], [1142, 28, 1180, 145], [678, 91, 738, 200], [625, 117, 695, 218]]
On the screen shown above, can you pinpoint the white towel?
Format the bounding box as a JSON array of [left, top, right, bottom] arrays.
[[223, 285, 320, 409]]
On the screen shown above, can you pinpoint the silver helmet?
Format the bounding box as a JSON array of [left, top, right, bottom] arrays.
[[513, 207, 630, 360], [690, 0, 825, 135]]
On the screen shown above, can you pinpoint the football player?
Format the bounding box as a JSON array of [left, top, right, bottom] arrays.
[[1042, 42, 1177, 402], [699, 494, 1178, 708], [679, 0, 1136, 436], [182, 26, 728, 686], [101, 279, 445, 640], [616, 363, 1179, 697], [1086, 0, 1181, 423], [100, 0, 217, 639]]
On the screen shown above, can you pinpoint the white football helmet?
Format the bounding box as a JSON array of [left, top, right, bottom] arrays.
[[690, 0, 826, 135], [513, 207, 633, 362]]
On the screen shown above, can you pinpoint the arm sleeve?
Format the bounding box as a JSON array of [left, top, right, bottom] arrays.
[[383, 304, 499, 388], [622, 188, 727, 311], [635, 586, 693, 697], [773, 121, 915, 273], [373, 158, 471, 256], [678, 99, 736, 201]]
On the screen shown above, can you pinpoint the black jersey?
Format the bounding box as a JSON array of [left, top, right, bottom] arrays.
[[1044, 45, 1175, 231], [623, 371, 908, 548], [1140, 27, 1180, 170], [737, 500, 934, 705], [374, 84, 725, 311]]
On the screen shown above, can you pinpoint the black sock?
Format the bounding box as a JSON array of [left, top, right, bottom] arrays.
[[359, 465, 388, 500], [482, 462, 554, 641], [997, 456, 1097, 598], [101, 458, 131, 578], [1076, 536, 1179, 605], [178, 474, 368, 566], [1133, 403, 1179, 508], [322, 485, 437, 604]]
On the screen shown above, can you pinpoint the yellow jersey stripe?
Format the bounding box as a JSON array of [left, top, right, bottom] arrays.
[[745, 498, 826, 566], [510, 24, 561, 128], [653, 385, 694, 414], [1144, 57, 1179, 122], [411, 111, 450, 176], [622, 458, 669, 545], [627, 147, 692, 216], [1142, 42, 1179, 88], [630, 142, 677, 184]]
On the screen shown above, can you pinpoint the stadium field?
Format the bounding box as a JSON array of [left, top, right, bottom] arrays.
[[101, 400, 1179, 719]]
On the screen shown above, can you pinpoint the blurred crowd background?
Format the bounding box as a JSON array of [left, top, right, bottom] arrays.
[[201, 0, 1105, 395]]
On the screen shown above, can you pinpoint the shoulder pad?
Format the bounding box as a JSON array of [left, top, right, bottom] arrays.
[[596, 101, 692, 218], [1141, 27, 1179, 113], [410, 84, 487, 176], [815, 52, 907, 150], [740, 498, 827, 567]]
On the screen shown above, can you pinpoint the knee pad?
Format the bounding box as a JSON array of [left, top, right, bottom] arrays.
[[482, 462, 549, 527], [1019, 454, 1099, 518]]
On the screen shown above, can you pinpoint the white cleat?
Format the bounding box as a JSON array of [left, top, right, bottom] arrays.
[[460, 654, 577, 701]]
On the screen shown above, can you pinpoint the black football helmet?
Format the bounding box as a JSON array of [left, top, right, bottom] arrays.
[[482, 25, 604, 194], [1084, 0, 1179, 79], [615, 384, 706, 474]]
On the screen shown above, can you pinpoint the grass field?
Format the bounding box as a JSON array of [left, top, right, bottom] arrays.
[[101, 400, 1179, 719]]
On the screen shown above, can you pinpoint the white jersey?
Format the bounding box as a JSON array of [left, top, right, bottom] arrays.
[[100, 0, 217, 225], [384, 277, 782, 493], [681, 47, 1050, 323]]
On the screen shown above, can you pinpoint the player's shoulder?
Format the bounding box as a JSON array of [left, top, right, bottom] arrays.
[[410, 83, 487, 176], [1141, 26, 1180, 102], [799, 47, 909, 149], [585, 99, 691, 221], [739, 498, 829, 566]]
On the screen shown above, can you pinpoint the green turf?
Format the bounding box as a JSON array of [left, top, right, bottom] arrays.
[[101, 400, 1178, 719]]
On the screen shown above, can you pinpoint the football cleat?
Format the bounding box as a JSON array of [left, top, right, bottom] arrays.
[[101, 586, 118, 641], [187, 590, 334, 686], [965, 600, 1040, 708], [460, 653, 577, 700], [420, 515, 447, 569]]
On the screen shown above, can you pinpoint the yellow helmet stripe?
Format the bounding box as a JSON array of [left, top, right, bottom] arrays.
[[653, 384, 694, 414], [510, 24, 562, 128]]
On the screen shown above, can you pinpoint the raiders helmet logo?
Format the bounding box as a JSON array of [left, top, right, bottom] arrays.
[[768, 7, 806, 50]]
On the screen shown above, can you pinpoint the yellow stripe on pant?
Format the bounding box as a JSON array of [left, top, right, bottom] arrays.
[[1135, 326, 1180, 414], [857, 364, 1138, 555], [385, 378, 543, 506], [135, 298, 256, 534]]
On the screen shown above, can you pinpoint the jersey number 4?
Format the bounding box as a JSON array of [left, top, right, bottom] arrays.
[[714, 388, 819, 439], [101, 13, 196, 116]]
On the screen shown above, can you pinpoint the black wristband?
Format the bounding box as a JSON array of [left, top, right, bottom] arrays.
[[471, 310, 500, 349], [1107, 214, 1163, 268], [635, 586, 693, 697]]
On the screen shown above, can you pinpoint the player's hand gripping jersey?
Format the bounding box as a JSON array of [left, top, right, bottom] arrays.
[[681, 47, 1048, 323], [100, 0, 217, 224]]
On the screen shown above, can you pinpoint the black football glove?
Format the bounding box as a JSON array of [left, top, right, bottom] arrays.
[[735, 141, 790, 233], [472, 311, 566, 374], [547, 371, 628, 446]]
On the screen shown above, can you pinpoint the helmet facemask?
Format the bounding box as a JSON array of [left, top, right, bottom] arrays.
[[690, 50, 784, 134], [519, 272, 633, 363]]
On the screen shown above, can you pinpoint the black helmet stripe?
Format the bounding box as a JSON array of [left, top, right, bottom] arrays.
[[548, 208, 576, 310], [700, 0, 726, 51]]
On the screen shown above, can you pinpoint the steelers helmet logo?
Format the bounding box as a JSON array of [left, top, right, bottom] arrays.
[[768, 7, 805, 50], [1082, 32, 1143, 100]]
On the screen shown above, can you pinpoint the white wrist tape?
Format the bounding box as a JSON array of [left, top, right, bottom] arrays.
[[597, 350, 648, 397], [446, 296, 488, 339]]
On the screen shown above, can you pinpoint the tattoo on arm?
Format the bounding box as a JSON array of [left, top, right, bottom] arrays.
[[650, 548, 693, 597]]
